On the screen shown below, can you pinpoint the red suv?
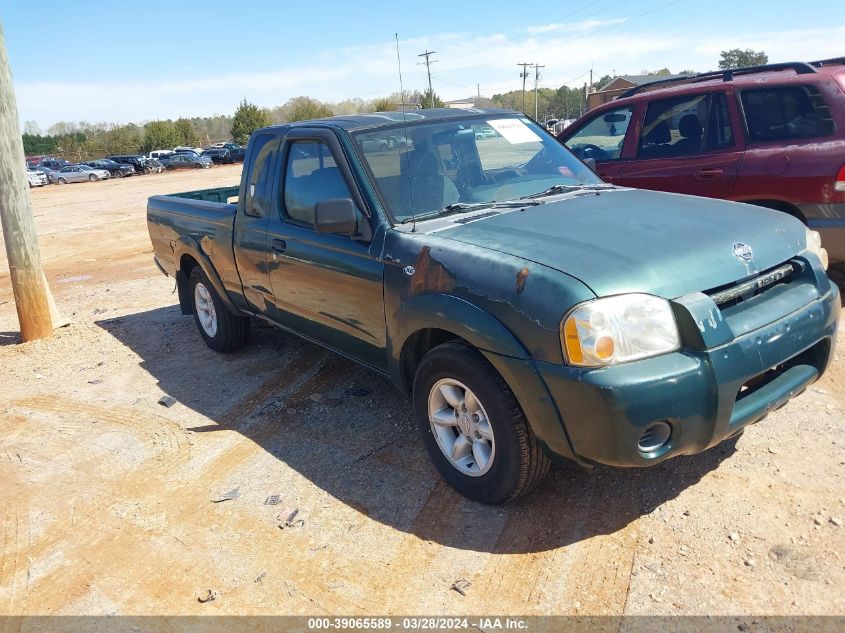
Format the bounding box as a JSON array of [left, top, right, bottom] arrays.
[[558, 59, 845, 262]]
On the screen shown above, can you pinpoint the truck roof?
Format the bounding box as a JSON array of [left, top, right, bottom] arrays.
[[255, 108, 517, 134]]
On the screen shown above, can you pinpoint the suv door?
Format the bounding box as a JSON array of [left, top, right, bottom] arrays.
[[618, 89, 744, 198], [265, 128, 386, 370], [561, 104, 634, 182]]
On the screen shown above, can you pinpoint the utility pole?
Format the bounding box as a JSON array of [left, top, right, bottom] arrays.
[[418, 50, 437, 108], [517, 62, 530, 113], [533, 63, 545, 121], [0, 21, 59, 341]]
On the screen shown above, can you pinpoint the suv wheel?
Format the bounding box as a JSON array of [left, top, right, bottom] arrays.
[[188, 267, 251, 353], [413, 342, 550, 504]]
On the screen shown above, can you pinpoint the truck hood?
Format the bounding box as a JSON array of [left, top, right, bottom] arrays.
[[436, 188, 807, 299]]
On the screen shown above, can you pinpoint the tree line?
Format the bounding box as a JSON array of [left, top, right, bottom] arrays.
[[23, 48, 767, 159]]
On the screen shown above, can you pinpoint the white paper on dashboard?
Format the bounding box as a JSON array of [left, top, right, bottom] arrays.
[[486, 118, 542, 144]]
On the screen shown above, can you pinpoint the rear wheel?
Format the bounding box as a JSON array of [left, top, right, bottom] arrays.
[[413, 342, 550, 504], [188, 267, 250, 353]]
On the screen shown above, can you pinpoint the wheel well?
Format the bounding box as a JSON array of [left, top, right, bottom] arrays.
[[399, 328, 467, 393], [744, 199, 806, 224], [176, 254, 200, 314]]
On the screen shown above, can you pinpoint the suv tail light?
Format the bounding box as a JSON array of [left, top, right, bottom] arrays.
[[836, 163, 845, 192]]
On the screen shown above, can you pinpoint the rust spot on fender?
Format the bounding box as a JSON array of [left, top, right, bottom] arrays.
[[515, 267, 529, 294], [406, 246, 456, 297]]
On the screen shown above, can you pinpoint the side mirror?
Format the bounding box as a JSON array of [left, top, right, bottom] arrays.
[[583, 157, 597, 171], [315, 198, 357, 235]]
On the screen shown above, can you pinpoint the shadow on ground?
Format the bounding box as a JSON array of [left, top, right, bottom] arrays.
[[98, 305, 741, 554]]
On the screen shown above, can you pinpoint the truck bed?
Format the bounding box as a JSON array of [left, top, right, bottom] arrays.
[[147, 190, 240, 293]]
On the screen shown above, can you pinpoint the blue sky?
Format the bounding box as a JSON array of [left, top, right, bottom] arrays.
[[2, 0, 842, 129]]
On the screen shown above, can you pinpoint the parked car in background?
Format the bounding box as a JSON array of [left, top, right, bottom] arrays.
[[53, 164, 110, 184], [107, 155, 147, 174], [161, 153, 212, 170], [83, 159, 135, 178], [228, 147, 246, 163], [202, 148, 233, 164], [145, 159, 165, 174], [173, 146, 203, 155], [27, 168, 49, 187], [148, 150, 175, 161], [558, 58, 845, 261]]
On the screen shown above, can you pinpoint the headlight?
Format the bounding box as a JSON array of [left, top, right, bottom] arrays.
[[561, 293, 681, 367], [805, 228, 828, 271]]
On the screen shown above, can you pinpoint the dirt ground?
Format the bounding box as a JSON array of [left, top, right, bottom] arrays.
[[1, 167, 844, 618]]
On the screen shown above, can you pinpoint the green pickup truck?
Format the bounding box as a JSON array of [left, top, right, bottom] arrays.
[[147, 109, 839, 504]]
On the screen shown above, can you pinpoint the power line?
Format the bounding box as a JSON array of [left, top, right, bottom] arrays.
[[418, 50, 437, 108], [429, 0, 681, 79]]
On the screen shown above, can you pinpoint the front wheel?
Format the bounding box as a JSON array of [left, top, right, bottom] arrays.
[[194, 163, 202, 169], [58, 178, 67, 184], [89, 174, 98, 182], [413, 342, 550, 504], [115, 170, 124, 178], [188, 267, 250, 353]]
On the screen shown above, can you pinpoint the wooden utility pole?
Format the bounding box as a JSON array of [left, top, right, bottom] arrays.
[[518, 62, 530, 113], [0, 21, 57, 341]]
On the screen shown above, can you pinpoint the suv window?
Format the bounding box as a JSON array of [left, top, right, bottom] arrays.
[[283, 141, 354, 227], [638, 92, 733, 159], [741, 84, 835, 142], [565, 106, 632, 160]]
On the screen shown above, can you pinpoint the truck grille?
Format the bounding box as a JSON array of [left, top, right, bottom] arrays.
[[706, 260, 800, 309]]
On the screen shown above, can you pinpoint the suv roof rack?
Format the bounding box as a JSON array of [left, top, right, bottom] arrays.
[[618, 61, 818, 99], [810, 57, 845, 67]]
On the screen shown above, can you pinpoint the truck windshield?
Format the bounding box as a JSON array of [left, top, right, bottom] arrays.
[[352, 115, 601, 223]]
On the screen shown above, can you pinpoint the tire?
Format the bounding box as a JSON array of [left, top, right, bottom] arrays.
[[194, 163, 202, 169], [413, 341, 550, 504], [89, 174, 98, 182], [188, 267, 250, 353], [58, 178, 67, 184], [115, 170, 124, 178]]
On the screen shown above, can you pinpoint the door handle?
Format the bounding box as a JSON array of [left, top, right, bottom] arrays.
[[694, 167, 724, 180], [270, 239, 287, 254]]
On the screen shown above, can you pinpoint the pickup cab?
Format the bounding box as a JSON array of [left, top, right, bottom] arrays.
[[147, 109, 839, 504]]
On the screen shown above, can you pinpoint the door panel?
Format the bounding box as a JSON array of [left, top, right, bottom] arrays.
[[233, 134, 280, 313], [266, 132, 386, 369], [619, 90, 744, 199]]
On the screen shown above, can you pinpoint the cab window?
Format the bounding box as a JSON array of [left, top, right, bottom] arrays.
[[282, 141, 356, 227], [243, 133, 277, 218], [565, 106, 632, 161]]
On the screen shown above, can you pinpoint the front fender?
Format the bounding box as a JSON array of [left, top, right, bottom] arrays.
[[173, 236, 240, 316], [387, 292, 582, 465]]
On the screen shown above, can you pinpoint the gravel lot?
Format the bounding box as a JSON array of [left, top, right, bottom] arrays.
[[1, 167, 843, 617]]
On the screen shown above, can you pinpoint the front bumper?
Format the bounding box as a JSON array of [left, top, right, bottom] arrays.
[[531, 266, 839, 467]]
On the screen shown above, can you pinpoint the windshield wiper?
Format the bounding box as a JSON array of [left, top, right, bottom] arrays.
[[400, 199, 541, 224], [521, 183, 615, 199]]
